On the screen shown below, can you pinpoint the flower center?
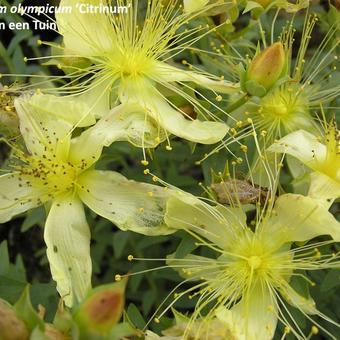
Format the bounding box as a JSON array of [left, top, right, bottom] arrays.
[[17, 156, 78, 194], [247, 255, 262, 270], [256, 85, 310, 134]]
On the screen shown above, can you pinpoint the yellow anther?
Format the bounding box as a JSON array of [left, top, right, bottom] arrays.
[[143, 169, 150, 175], [166, 145, 172, 151], [141, 160, 149, 166], [230, 128, 237, 136], [115, 274, 121, 281], [311, 326, 319, 335], [216, 95, 222, 102], [240, 145, 248, 153], [128, 255, 134, 261]]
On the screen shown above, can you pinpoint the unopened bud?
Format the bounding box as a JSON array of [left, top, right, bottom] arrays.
[[74, 279, 127, 335], [184, 0, 209, 13], [44, 324, 70, 340], [0, 300, 29, 340], [0, 86, 20, 137], [254, 0, 271, 7], [245, 42, 286, 96]]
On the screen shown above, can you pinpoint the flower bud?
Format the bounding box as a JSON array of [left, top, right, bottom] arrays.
[[0, 300, 29, 340], [245, 42, 286, 96], [183, 0, 209, 13], [44, 324, 70, 340], [254, 0, 271, 7], [74, 279, 127, 335], [0, 87, 20, 137]]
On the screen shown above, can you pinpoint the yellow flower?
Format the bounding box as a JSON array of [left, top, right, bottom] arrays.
[[269, 120, 340, 204], [0, 94, 175, 307], [146, 306, 243, 339], [163, 190, 340, 338], [48, 0, 238, 146]]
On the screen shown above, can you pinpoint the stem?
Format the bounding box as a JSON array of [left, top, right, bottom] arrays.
[[225, 93, 250, 114]]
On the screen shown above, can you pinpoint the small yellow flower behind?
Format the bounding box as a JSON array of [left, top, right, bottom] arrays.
[[269, 120, 340, 203]]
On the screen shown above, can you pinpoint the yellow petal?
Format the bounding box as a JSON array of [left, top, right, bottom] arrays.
[[231, 284, 277, 340], [268, 130, 326, 171], [153, 62, 239, 94], [263, 194, 340, 245], [77, 170, 175, 236], [56, 0, 113, 57], [308, 172, 340, 207], [15, 95, 72, 162], [45, 194, 91, 307], [120, 79, 229, 145], [0, 174, 47, 223], [165, 193, 245, 249]]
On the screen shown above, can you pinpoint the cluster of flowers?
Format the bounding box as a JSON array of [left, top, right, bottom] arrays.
[[0, 0, 339, 339]]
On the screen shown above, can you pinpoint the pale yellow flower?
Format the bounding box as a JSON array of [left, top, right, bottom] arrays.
[[162, 189, 340, 339], [48, 0, 238, 147], [0, 94, 175, 307], [269, 121, 340, 204]]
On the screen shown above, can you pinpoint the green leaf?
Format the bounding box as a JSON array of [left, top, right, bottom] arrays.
[[126, 303, 145, 330], [175, 234, 197, 259], [21, 206, 45, 232], [113, 231, 130, 259], [320, 270, 340, 293], [245, 80, 266, 97], [108, 322, 137, 340], [0, 241, 10, 275], [14, 285, 44, 331]]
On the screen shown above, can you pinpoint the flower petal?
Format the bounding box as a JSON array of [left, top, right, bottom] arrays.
[[15, 96, 72, 162], [263, 194, 340, 245], [25, 93, 96, 127], [44, 194, 91, 307], [153, 62, 239, 94], [56, 0, 113, 57], [308, 172, 340, 204], [68, 103, 165, 167], [120, 81, 229, 145], [0, 174, 47, 223], [231, 284, 278, 340], [77, 170, 175, 236], [279, 282, 317, 315], [165, 193, 245, 249], [268, 130, 326, 171]]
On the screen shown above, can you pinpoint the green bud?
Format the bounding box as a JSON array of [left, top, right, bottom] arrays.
[[0, 86, 20, 137], [254, 0, 271, 8], [74, 279, 127, 335], [245, 42, 286, 96], [44, 324, 70, 340], [0, 300, 29, 340]]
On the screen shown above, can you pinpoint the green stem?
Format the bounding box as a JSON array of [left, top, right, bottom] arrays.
[[225, 93, 250, 114]]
